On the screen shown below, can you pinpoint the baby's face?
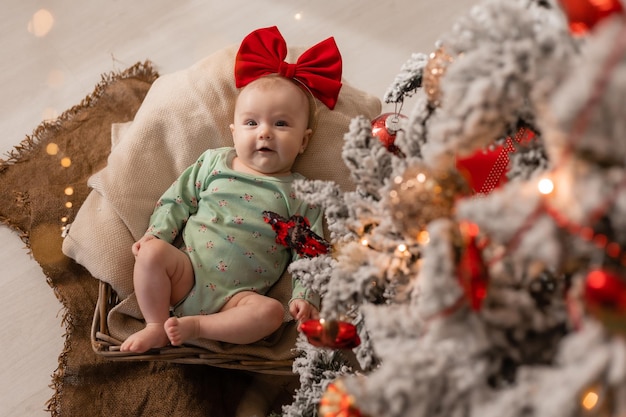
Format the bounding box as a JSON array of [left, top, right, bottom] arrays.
[[230, 77, 312, 176]]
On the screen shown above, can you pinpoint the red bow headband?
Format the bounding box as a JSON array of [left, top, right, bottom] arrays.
[[235, 26, 343, 110]]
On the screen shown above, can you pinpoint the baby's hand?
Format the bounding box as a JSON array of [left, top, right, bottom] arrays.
[[289, 299, 320, 323], [132, 234, 157, 256]]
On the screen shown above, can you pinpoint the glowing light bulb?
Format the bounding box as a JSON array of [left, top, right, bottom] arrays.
[[581, 390, 599, 410], [397, 244, 407, 252], [361, 238, 369, 247], [538, 178, 554, 195]]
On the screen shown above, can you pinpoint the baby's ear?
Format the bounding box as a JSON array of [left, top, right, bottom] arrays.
[[300, 128, 313, 154], [229, 123, 235, 135]]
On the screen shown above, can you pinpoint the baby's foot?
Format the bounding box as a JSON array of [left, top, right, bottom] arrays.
[[120, 323, 169, 353], [164, 316, 199, 346]]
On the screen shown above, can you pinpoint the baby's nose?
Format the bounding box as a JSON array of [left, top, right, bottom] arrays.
[[258, 125, 272, 139]]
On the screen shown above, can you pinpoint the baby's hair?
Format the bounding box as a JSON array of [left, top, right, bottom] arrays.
[[289, 77, 320, 134], [238, 74, 320, 134]]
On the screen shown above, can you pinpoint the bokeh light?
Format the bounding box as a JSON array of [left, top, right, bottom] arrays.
[[47, 69, 65, 88], [28, 9, 55, 37], [46, 143, 59, 155], [581, 389, 599, 410], [538, 177, 554, 195], [42, 107, 59, 121]]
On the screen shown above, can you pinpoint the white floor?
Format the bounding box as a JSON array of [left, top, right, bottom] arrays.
[[0, 1, 477, 415]]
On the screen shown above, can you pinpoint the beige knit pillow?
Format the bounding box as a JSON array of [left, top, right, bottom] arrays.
[[62, 45, 380, 350]]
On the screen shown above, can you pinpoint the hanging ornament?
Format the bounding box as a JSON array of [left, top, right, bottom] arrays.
[[371, 112, 407, 157], [319, 379, 364, 417], [389, 162, 471, 240], [557, 0, 624, 35], [455, 126, 536, 194], [423, 45, 454, 107], [456, 222, 490, 311], [583, 267, 626, 335], [299, 318, 361, 349]]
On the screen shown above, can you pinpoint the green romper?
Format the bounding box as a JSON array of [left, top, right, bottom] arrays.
[[146, 147, 322, 316]]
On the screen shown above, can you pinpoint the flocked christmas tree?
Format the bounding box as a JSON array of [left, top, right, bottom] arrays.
[[282, 0, 626, 416]]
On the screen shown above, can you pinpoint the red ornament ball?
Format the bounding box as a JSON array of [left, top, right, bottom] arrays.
[[299, 318, 361, 349], [371, 113, 407, 157], [557, 0, 624, 35], [584, 268, 626, 335]]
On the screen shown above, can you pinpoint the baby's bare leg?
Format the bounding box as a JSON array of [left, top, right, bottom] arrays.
[[120, 238, 194, 353], [164, 291, 284, 345]]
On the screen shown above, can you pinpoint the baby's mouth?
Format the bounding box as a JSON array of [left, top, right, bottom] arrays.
[[258, 147, 273, 152]]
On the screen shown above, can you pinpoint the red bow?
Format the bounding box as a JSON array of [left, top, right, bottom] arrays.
[[235, 26, 343, 109]]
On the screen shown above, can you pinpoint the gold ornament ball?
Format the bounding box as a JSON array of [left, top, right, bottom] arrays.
[[389, 162, 471, 240]]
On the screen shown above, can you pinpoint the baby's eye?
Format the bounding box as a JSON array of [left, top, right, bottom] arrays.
[[275, 120, 288, 127], [245, 120, 257, 126]]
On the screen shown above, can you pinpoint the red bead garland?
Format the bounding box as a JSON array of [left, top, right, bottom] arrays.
[[584, 268, 626, 335], [544, 203, 626, 266]]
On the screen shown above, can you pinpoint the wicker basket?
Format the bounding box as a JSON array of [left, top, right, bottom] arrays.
[[91, 280, 296, 375]]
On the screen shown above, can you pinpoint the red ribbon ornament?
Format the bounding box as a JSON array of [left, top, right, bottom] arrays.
[[235, 26, 343, 109], [455, 126, 536, 195]]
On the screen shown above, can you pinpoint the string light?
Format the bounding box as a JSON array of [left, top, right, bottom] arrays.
[[537, 177, 554, 195], [581, 388, 600, 411], [417, 230, 430, 245]]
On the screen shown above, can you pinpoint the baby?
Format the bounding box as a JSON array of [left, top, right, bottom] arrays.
[[121, 26, 342, 353]]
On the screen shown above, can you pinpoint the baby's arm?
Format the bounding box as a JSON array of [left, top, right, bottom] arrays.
[[289, 298, 319, 322], [147, 152, 210, 243]]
